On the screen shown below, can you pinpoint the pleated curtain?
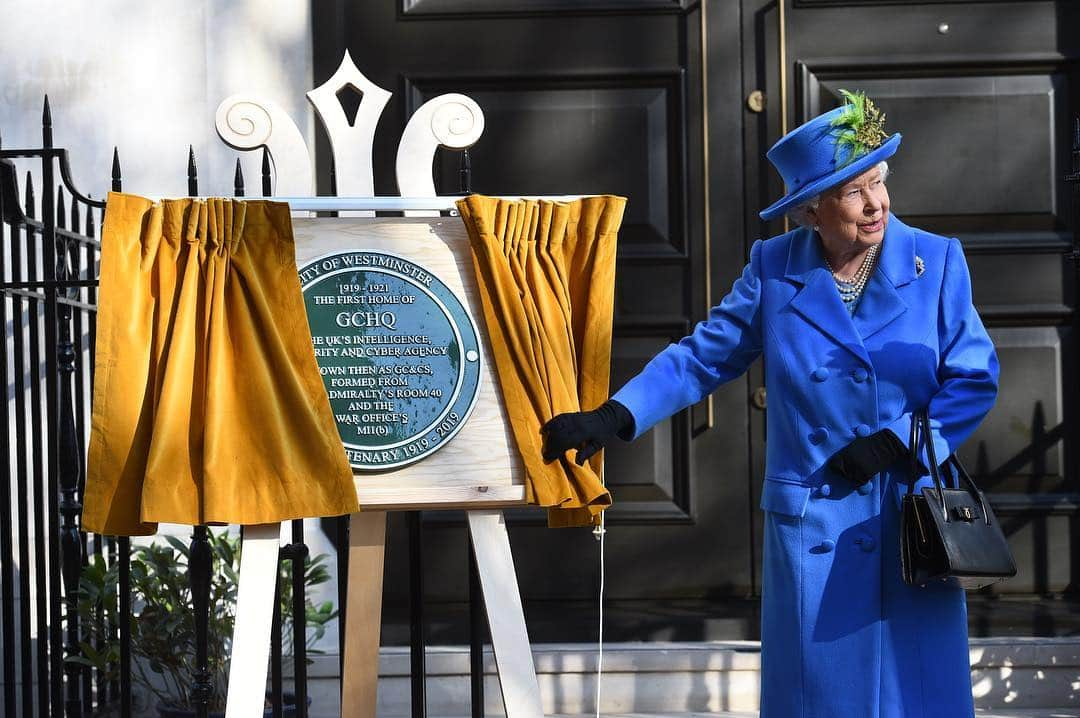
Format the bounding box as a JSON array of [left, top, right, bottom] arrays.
[[456, 194, 626, 527], [83, 192, 358, 536]]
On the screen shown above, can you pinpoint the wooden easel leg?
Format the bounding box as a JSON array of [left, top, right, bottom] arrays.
[[341, 511, 388, 718], [225, 522, 281, 718], [466, 509, 544, 718]]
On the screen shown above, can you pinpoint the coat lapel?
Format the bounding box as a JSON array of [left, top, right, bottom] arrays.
[[852, 214, 916, 340], [784, 213, 917, 366], [786, 226, 871, 367]]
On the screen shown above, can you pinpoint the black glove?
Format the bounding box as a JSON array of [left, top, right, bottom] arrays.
[[827, 429, 907, 486], [540, 400, 634, 466]]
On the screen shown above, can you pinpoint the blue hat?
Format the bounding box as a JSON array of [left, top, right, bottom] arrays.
[[759, 92, 901, 221]]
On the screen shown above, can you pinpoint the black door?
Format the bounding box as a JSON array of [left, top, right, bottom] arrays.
[[314, 1, 761, 642], [313, 0, 1079, 643], [742, 0, 1080, 635]]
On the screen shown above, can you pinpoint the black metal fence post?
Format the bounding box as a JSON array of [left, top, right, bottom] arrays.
[[468, 536, 485, 718], [111, 147, 134, 718], [7, 124, 36, 718], [78, 200, 99, 717], [40, 94, 69, 718], [336, 514, 348, 677], [184, 146, 214, 718], [287, 527, 310, 718], [459, 148, 486, 718], [270, 554, 284, 718], [408, 512, 426, 718], [25, 167, 54, 718], [0, 124, 18, 718], [57, 182, 85, 718], [189, 525, 213, 718]]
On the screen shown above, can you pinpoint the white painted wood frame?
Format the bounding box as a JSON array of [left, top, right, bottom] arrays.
[[225, 523, 283, 718]]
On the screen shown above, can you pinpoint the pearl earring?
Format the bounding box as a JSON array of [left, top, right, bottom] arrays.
[[813, 225, 820, 231]]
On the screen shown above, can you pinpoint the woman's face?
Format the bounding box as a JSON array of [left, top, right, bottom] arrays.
[[809, 165, 890, 252]]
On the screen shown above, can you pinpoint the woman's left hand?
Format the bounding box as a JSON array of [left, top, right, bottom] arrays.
[[827, 430, 907, 485]]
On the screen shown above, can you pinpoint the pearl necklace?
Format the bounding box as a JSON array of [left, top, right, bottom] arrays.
[[824, 242, 880, 304]]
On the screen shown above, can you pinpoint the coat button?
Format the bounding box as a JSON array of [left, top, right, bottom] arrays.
[[854, 423, 872, 438], [856, 536, 877, 552], [817, 483, 831, 498], [852, 367, 869, 382], [809, 427, 830, 445], [820, 539, 836, 553], [857, 482, 873, 495], [811, 367, 829, 382]]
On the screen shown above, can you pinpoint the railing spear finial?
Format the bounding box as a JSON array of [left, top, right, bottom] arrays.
[[42, 95, 53, 148], [234, 158, 244, 197], [261, 146, 272, 197], [187, 145, 198, 197], [25, 171, 35, 220], [111, 147, 122, 193]]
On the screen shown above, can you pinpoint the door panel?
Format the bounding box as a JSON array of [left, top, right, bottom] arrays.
[[416, 72, 689, 255], [799, 72, 1069, 231]]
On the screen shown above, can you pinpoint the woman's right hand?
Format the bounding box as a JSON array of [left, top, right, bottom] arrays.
[[540, 399, 634, 465]]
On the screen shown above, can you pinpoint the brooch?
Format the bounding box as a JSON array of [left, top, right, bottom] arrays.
[[915, 255, 925, 276]]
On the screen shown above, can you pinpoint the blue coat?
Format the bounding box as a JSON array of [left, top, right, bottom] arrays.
[[611, 213, 999, 718]]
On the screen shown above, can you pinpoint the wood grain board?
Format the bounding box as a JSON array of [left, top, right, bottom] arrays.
[[291, 217, 527, 510], [340, 511, 388, 718]]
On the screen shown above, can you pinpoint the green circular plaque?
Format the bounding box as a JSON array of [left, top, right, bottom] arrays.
[[299, 250, 482, 470]]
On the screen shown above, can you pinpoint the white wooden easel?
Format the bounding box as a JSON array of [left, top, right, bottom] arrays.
[[225, 508, 542, 718], [213, 54, 566, 718], [224, 211, 545, 718]]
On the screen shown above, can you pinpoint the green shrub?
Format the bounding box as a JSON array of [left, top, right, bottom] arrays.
[[69, 529, 337, 714]]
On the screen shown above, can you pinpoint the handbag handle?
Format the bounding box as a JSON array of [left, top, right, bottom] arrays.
[[907, 409, 948, 516], [907, 408, 992, 526], [939, 446, 993, 528]]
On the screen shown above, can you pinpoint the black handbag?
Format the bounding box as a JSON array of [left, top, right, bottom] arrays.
[[900, 409, 1016, 589]]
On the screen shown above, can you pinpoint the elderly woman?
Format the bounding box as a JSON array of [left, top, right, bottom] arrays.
[[542, 91, 999, 718]]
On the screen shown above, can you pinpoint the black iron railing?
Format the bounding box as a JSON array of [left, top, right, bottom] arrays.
[[0, 96, 486, 718], [0, 96, 108, 718], [0, 97, 328, 718]]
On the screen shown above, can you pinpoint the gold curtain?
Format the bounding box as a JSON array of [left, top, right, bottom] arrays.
[[83, 192, 358, 536], [456, 194, 626, 527]]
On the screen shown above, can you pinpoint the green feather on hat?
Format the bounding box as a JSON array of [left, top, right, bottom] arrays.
[[830, 89, 889, 168]]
